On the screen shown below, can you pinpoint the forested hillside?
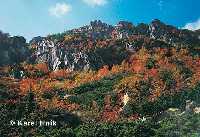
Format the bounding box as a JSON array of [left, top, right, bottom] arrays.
[[0, 20, 200, 137]]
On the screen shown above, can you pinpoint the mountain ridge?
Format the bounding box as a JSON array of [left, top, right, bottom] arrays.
[[29, 19, 200, 71], [0, 19, 200, 70], [1, 19, 200, 137]]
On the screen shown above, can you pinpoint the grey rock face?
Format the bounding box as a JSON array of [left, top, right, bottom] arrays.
[[62, 50, 90, 71], [32, 39, 90, 71], [34, 39, 61, 70], [148, 19, 200, 46]]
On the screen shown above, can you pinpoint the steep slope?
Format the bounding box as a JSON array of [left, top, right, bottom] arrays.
[[29, 20, 200, 71], [1, 20, 200, 137]]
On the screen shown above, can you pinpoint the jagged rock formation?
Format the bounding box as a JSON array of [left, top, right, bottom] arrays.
[[31, 38, 91, 71], [30, 19, 200, 71], [148, 19, 200, 46]]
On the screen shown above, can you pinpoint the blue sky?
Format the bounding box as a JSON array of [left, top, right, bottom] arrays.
[[0, 0, 199, 41]]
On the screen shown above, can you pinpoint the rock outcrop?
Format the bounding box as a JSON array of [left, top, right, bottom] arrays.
[[30, 20, 200, 71], [31, 38, 91, 71]]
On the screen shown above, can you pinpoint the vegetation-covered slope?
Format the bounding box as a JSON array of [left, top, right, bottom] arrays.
[[0, 20, 200, 137]]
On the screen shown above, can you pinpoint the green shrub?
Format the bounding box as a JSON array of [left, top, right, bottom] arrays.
[[155, 113, 200, 137], [146, 58, 156, 69], [67, 74, 125, 109], [42, 91, 55, 100], [124, 82, 200, 116], [35, 128, 76, 137], [159, 70, 176, 90], [75, 121, 156, 137]]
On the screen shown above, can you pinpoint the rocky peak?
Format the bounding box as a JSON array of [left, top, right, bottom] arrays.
[[29, 20, 200, 71], [148, 19, 200, 46], [116, 21, 134, 29], [90, 20, 107, 28], [149, 19, 178, 42], [151, 19, 164, 26]]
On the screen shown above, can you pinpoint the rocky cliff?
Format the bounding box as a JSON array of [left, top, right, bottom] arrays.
[[30, 19, 200, 71]]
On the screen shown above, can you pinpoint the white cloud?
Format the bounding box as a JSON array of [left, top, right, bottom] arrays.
[[82, 0, 107, 7], [183, 18, 200, 31], [158, 0, 163, 10], [49, 3, 72, 17]]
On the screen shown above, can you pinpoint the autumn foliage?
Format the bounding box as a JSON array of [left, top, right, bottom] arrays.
[[19, 78, 36, 95], [6, 47, 199, 121], [49, 69, 70, 79]]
